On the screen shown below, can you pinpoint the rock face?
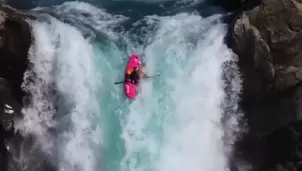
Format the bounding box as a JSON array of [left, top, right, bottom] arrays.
[[0, 6, 31, 171], [0, 7, 31, 104], [2, 0, 302, 171], [227, 0, 302, 170]]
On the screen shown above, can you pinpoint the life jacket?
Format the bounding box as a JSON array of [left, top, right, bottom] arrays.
[[127, 67, 143, 75]]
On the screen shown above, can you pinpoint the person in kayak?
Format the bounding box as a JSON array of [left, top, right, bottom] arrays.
[[126, 67, 147, 84]]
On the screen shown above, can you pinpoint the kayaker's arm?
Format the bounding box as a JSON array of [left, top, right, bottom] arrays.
[[140, 69, 148, 79]]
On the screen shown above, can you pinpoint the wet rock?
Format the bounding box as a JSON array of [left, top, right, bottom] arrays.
[[227, 0, 302, 169], [295, 161, 302, 170], [0, 6, 31, 104], [228, 0, 302, 130], [0, 77, 20, 134], [0, 77, 21, 171], [0, 5, 57, 171], [0, 5, 32, 171]]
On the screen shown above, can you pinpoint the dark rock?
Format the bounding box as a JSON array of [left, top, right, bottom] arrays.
[[228, 0, 302, 128], [0, 5, 32, 171], [0, 77, 21, 170], [227, 0, 302, 169], [295, 161, 302, 170], [0, 6, 31, 104], [0, 5, 58, 171], [229, 0, 302, 106]]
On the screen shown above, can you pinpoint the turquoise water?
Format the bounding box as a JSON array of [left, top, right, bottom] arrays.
[[11, 1, 243, 171]]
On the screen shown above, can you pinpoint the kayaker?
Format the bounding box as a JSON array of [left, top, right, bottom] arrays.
[[126, 67, 147, 84]]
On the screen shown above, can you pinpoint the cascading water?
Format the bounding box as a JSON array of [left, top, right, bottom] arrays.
[[120, 12, 242, 171], [16, 14, 104, 171], [9, 0, 243, 171]]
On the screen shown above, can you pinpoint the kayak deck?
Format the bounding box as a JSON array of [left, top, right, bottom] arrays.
[[124, 54, 141, 99]]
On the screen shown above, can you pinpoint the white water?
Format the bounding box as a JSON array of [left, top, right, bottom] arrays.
[[16, 16, 102, 171], [14, 1, 243, 171], [120, 12, 242, 171], [33, 1, 128, 39]]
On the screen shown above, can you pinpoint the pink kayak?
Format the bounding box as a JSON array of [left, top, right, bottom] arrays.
[[124, 54, 142, 99]]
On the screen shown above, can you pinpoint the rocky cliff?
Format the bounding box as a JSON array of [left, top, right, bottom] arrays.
[[227, 0, 302, 170], [0, 0, 301, 171], [0, 6, 32, 171]]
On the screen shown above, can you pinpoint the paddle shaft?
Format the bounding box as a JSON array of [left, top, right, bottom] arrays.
[[114, 74, 160, 84]]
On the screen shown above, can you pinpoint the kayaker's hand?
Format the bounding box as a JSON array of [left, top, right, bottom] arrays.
[[142, 74, 148, 79]]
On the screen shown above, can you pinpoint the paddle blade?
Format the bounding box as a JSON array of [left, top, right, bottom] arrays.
[[114, 81, 124, 84]]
